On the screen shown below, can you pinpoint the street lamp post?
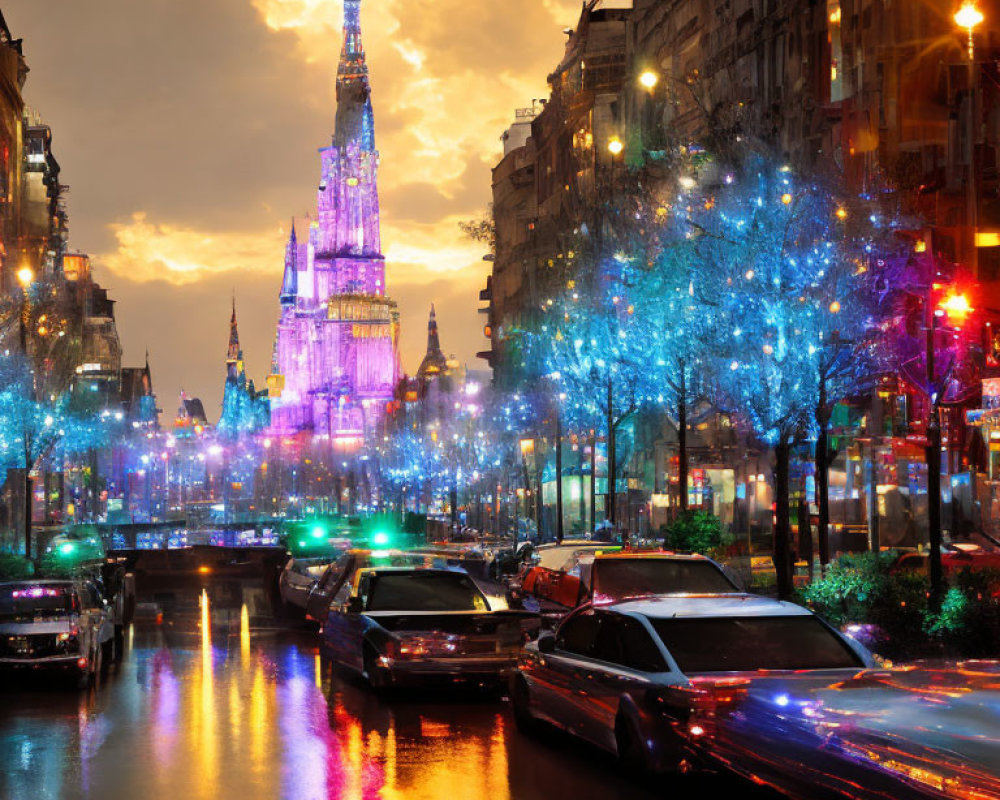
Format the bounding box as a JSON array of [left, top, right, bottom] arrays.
[[926, 295, 944, 608], [954, 2, 983, 276], [16, 266, 33, 558]]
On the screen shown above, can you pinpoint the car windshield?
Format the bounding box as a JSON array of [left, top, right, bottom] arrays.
[[593, 559, 737, 599], [649, 615, 862, 672], [366, 572, 489, 612], [0, 585, 77, 622]]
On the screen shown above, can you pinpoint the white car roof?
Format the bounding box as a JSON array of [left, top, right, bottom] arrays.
[[611, 593, 813, 619], [535, 542, 610, 570]]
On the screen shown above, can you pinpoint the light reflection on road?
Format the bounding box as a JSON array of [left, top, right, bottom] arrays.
[[0, 594, 667, 800]]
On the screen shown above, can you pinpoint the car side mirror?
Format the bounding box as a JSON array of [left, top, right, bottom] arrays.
[[537, 634, 556, 654]]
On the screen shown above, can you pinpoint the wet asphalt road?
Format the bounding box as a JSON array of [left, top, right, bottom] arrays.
[[0, 593, 774, 800]]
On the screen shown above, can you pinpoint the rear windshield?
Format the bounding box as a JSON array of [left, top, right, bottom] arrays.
[[593, 559, 737, 599], [366, 572, 488, 612], [0, 585, 77, 622], [649, 615, 862, 672]]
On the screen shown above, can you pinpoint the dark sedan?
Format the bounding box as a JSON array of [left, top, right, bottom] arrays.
[[322, 566, 536, 689]]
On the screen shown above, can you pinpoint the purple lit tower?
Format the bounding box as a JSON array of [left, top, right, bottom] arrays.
[[269, 0, 400, 443]]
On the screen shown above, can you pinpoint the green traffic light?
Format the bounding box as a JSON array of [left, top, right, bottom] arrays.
[[372, 531, 390, 547], [58, 543, 76, 557], [310, 525, 326, 539]]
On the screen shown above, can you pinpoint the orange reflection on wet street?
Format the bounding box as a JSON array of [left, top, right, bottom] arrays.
[[0, 607, 661, 800]]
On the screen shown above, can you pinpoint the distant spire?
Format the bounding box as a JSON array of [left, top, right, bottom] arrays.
[[417, 303, 448, 378], [227, 299, 241, 381], [280, 220, 298, 305], [334, 0, 375, 150]]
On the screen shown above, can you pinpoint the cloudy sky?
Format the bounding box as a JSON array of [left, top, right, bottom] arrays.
[[3, 0, 581, 419]]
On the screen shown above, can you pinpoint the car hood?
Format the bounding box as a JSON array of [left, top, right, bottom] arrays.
[[698, 666, 1000, 800]]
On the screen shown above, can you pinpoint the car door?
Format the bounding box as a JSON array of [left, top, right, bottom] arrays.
[[306, 553, 353, 621], [323, 571, 367, 672], [586, 612, 667, 751], [285, 560, 319, 606], [534, 608, 600, 736], [79, 583, 106, 658]]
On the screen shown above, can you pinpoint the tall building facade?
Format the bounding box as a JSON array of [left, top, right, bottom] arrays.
[[269, 0, 400, 444]]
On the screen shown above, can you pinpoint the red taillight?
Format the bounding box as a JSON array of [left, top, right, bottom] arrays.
[[688, 676, 751, 708], [77, 657, 88, 669], [393, 633, 457, 658]]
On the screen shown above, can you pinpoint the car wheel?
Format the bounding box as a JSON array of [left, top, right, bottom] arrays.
[[615, 713, 652, 774], [363, 645, 391, 693], [509, 675, 540, 734]]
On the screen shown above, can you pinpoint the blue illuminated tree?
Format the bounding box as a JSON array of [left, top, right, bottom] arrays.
[[688, 156, 885, 597], [0, 354, 120, 557]]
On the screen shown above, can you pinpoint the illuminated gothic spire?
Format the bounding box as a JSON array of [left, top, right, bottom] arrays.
[[417, 304, 449, 378], [334, 0, 375, 151], [280, 220, 298, 305], [227, 299, 242, 382]]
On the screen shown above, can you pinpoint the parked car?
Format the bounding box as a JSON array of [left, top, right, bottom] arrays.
[[512, 549, 738, 612], [279, 556, 336, 612], [894, 543, 1000, 589], [305, 549, 436, 623], [510, 593, 875, 776], [0, 579, 117, 687], [322, 566, 537, 689]]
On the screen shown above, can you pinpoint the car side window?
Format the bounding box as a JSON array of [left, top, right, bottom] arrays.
[[556, 609, 598, 656], [620, 617, 667, 672], [591, 612, 626, 665]]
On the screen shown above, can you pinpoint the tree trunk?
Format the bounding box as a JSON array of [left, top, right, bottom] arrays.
[[799, 495, 814, 582], [607, 376, 616, 526], [24, 472, 32, 560], [678, 361, 689, 513], [590, 431, 596, 534], [773, 440, 794, 600], [816, 426, 831, 567], [535, 464, 543, 538], [555, 411, 564, 543]]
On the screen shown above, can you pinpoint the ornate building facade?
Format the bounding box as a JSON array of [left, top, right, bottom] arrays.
[[269, 0, 399, 443], [219, 302, 269, 438]]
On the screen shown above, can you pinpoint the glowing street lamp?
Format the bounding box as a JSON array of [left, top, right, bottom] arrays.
[[17, 266, 34, 287], [607, 137, 624, 156], [638, 70, 658, 90], [955, 1, 984, 60], [940, 291, 973, 322]]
